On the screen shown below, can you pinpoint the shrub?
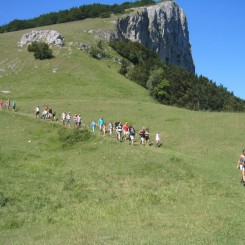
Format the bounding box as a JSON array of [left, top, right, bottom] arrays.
[[100, 12, 111, 18], [27, 41, 39, 52], [58, 127, 92, 148], [0, 192, 9, 207], [119, 59, 130, 76], [97, 40, 103, 49], [90, 46, 100, 59], [27, 41, 54, 60]]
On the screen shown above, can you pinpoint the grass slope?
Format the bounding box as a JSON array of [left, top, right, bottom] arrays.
[[0, 16, 245, 244]]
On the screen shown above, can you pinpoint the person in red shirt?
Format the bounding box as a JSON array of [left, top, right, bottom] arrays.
[[122, 122, 129, 141], [0, 99, 3, 110]]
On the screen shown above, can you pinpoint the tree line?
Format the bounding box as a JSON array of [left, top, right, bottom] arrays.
[[0, 0, 155, 33], [110, 40, 245, 111]]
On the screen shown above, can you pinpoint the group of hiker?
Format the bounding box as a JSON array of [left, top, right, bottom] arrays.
[[61, 112, 82, 128], [2, 101, 161, 146], [94, 116, 160, 146], [35, 105, 56, 120], [96, 117, 161, 146], [61, 113, 161, 147], [0, 99, 16, 111]]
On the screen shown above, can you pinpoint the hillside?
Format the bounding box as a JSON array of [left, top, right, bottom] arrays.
[[1, 17, 245, 244]]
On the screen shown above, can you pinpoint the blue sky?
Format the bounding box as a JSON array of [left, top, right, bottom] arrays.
[[0, 0, 244, 99]]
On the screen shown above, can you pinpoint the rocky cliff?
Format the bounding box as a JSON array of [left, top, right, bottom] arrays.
[[114, 1, 195, 73]]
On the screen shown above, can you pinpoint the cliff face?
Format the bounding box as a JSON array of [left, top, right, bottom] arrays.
[[115, 1, 195, 73]]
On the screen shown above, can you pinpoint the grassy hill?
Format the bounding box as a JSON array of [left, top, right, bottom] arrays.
[[1, 16, 245, 244]]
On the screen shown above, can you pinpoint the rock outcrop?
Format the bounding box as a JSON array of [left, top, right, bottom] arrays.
[[18, 30, 64, 47], [114, 1, 195, 73]]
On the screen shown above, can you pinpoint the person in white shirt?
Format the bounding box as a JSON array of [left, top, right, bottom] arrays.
[[155, 132, 160, 147], [35, 106, 40, 119]]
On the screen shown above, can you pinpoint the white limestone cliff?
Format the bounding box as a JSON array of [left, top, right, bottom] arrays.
[[114, 1, 195, 73]]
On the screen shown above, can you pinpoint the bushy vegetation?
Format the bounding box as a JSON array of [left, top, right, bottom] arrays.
[[58, 127, 92, 148], [89, 46, 101, 59], [110, 40, 245, 111], [27, 41, 54, 60], [0, 0, 155, 33], [0, 192, 9, 207]]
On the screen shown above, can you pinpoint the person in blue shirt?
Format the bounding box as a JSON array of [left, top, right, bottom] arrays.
[[12, 101, 16, 111], [98, 116, 104, 134], [129, 126, 136, 145], [91, 121, 97, 132]]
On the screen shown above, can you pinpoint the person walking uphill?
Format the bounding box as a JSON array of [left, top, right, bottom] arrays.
[[66, 112, 71, 127], [129, 126, 136, 145], [155, 131, 160, 147], [12, 101, 16, 111], [0, 99, 3, 110], [116, 122, 123, 141], [139, 128, 145, 146], [91, 121, 97, 132], [35, 106, 40, 119], [76, 114, 82, 128], [237, 149, 245, 185], [61, 112, 66, 125], [6, 99, 10, 110], [122, 122, 129, 141], [145, 128, 150, 146], [108, 121, 114, 137], [98, 116, 104, 134]]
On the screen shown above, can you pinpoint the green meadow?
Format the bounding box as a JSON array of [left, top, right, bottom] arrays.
[[0, 17, 245, 244]]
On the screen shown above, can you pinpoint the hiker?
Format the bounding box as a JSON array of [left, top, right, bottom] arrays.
[[155, 131, 160, 147], [12, 101, 16, 111], [237, 149, 245, 170], [66, 112, 71, 127], [237, 149, 245, 185], [98, 116, 104, 134], [116, 122, 123, 141], [145, 128, 150, 146], [91, 121, 97, 132], [44, 107, 49, 119], [114, 119, 120, 135], [77, 114, 82, 128], [108, 121, 114, 137], [102, 122, 107, 135], [115, 119, 120, 129], [48, 108, 53, 118], [0, 99, 3, 110], [52, 110, 56, 121], [122, 122, 129, 141], [61, 112, 66, 125], [6, 99, 10, 110], [241, 162, 245, 186], [35, 106, 40, 118], [129, 126, 136, 145], [139, 128, 145, 145], [73, 114, 78, 127]]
